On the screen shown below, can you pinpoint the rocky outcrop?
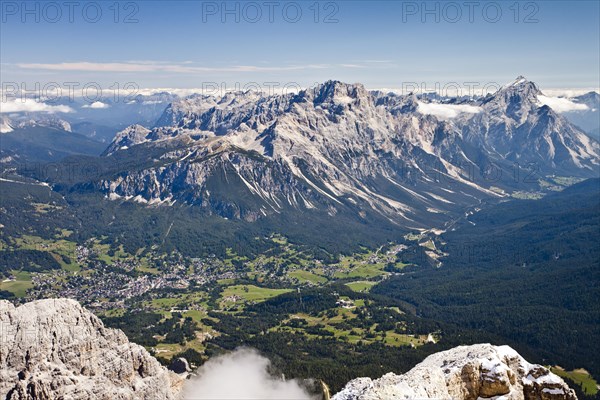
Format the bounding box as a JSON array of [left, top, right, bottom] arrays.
[[332, 344, 577, 400], [102, 124, 151, 155], [0, 299, 184, 400]]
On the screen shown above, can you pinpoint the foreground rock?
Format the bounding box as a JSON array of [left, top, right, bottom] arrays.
[[333, 344, 577, 400], [0, 299, 184, 399]]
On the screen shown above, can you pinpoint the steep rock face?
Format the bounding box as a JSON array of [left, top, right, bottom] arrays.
[[0, 299, 183, 400], [332, 344, 577, 400]]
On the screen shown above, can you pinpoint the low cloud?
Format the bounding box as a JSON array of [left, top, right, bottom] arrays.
[[417, 102, 481, 119], [537, 95, 589, 113], [82, 101, 110, 109], [540, 89, 599, 98], [182, 348, 316, 400], [0, 99, 74, 114]]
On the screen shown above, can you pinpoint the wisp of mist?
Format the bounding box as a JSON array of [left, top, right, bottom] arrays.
[[182, 347, 317, 399]]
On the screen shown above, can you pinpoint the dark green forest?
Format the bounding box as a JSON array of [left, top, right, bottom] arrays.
[[374, 179, 600, 377]]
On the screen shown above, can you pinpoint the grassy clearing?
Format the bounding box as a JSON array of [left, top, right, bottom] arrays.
[[153, 335, 209, 361], [288, 269, 328, 284], [419, 240, 436, 251], [12, 235, 81, 272], [345, 281, 378, 292], [551, 367, 599, 395], [136, 264, 160, 275], [334, 263, 386, 279], [277, 309, 427, 348], [151, 297, 184, 308], [547, 176, 585, 187], [0, 270, 33, 297], [100, 308, 126, 318], [405, 233, 425, 241], [182, 310, 207, 323], [90, 241, 131, 264], [221, 285, 292, 304]]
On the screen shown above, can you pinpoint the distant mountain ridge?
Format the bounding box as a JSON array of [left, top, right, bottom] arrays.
[[87, 77, 599, 229], [0, 125, 106, 165], [562, 91, 600, 140]]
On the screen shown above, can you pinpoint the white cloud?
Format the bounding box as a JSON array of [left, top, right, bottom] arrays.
[[541, 88, 600, 98], [16, 61, 365, 74], [182, 348, 316, 400], [0, 99, 74, 114], [537, 95, 589, 113], [82, 101, 109, 109], [417, 102, 481, 119]]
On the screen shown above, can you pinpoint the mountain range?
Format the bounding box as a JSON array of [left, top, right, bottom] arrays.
[[1, 77, 598, 399], [71, 77, 599, 230], [0, 77, 597, 243]]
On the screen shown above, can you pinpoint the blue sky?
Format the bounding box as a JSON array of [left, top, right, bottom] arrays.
[[1, 0, 599, 91]]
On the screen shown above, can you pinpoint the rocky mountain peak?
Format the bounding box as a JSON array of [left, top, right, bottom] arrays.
[[503, 75, 541, 93], [0, 299, 183, 399], [103, 124, 152, 155], [333, 344, 577, 400], [484, 76, 543, 120], [574, 91, 600, 107], [308, 80, 371, 108]]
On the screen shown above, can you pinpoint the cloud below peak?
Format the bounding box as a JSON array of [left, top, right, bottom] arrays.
[[182, 348, 316, 400], [537, 95, 590, 113]]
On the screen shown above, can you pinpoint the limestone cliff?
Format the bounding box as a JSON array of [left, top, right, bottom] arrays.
[[333, 344, 577, 400], [0, 299, 183, 400]]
